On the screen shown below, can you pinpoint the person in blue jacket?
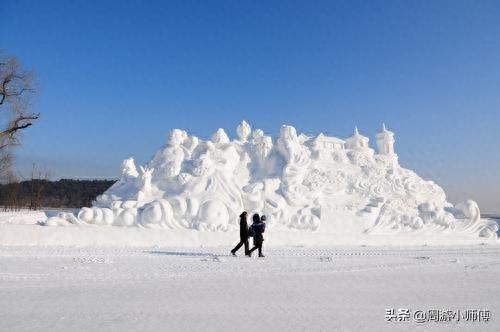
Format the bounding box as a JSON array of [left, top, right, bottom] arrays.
[[249, 214, 266, 257]]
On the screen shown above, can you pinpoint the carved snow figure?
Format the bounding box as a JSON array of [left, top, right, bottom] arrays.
[[172, 142, 244, 231], [236, 120, 251, 142], [183, 135, 199, 158], [251, 130, 273, 161], [151, 129, 189, 185], [261, 178, 290, 225], [242, 182, 265, 212], [277, 125, 311, 165], [250, 129, 276, 179], [242, 179, 289, 225], [211, 128, 230, 144], [121, 157, 139, 179], [59, 121, 496, 242], [276, 125, 312, 206], [232, 121, 252, 186], [136, 166, 155, 202], [252, 129, 264, 140]]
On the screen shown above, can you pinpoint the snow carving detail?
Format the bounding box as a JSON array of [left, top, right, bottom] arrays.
[[53, 121, 497, 240]]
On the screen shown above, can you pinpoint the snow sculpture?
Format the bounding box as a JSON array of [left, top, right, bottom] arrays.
[[93, 157, 141, 206], [78, 207, 114, 225], [376, 123, 395, 155], [375, 124, 398, 168], [252, 132, 273, 161], [138, 199, 175, 228], [311, 133, 347, 163], [345, 127, 369, 150], [249, 128, 275, 179], [236, 120, 251, 142], [56, 121, 497, 241], [121, 157, 139, 179], [276, 125, 314, 207], [211, 128, 230, 144], [157, 129, 189, 179], [453, 200, 498, 238], [136, 166, 155, 201]]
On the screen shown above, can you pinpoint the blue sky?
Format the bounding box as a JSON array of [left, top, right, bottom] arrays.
[[1, 0, 499, 213]]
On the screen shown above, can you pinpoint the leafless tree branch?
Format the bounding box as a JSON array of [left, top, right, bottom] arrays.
[[0, 113, 40, 138], [0, 53, 39, 161]]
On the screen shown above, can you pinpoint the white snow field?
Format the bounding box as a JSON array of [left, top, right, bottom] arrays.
[[0, 211, 499, 331], [0, 245, 499, 332]]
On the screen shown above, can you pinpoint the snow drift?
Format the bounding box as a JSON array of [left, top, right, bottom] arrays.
[[47, 121, 498, 242]]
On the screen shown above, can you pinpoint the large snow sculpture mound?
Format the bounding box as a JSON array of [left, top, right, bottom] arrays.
[[51, 121, 497, 241]]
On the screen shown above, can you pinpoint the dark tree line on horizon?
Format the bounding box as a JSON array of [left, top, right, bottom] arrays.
[[0, 179, 116, 210]]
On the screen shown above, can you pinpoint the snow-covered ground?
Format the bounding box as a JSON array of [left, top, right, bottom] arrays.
[[1, 210, 498, 247], [0, 210, 498, 331], [0, 245, 498, 331]]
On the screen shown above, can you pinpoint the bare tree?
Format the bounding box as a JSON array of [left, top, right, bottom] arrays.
[[0, 53, 39, 150]]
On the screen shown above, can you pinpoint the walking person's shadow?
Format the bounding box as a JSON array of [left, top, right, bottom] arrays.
[[147, 251, 221, 258]]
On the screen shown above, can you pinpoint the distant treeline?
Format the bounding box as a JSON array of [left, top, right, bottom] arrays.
[[0, 179, 116, 209]]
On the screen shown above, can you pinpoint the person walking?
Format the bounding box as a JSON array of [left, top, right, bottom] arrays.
[[249, 214, 266, 257], [230, 212, 250, 256]]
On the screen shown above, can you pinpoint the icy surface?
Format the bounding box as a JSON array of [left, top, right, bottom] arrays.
[[0, 245, 498, 331], [48, 121, 497, 242]]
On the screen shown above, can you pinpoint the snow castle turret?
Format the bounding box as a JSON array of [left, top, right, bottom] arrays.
[[376, 123, 395, 155], [345, 126, 369, 150]]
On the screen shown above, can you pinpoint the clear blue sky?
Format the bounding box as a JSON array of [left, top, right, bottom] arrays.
[[1, 0, 499, 213]]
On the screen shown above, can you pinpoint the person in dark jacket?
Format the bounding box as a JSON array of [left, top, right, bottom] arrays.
[[230, 211, 250, 256], [249, 214, 266, 257]]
